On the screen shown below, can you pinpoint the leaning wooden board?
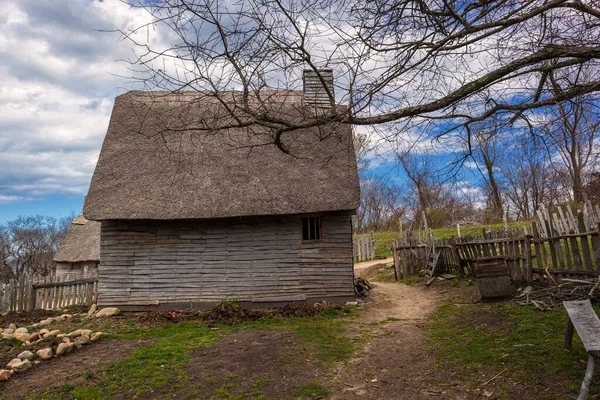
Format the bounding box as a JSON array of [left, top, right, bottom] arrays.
[[563, 299, 600, 400]]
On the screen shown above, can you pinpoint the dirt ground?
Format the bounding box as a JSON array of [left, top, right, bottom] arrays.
[[327, 260, 481, 400], [1, 339, 142, 399], [181, 330, 325, 399]]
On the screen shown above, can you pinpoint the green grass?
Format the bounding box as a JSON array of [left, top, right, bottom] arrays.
[[28, 311, 357, 400], [425, 301, 591, 399], [292, 381, 330, 398], [31, 322, 225, 400]]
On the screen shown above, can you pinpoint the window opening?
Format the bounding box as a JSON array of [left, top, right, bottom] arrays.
[[302, 216, 322, 241]]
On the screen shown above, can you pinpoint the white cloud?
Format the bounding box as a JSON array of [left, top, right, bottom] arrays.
[[0, 0, 158, 203]]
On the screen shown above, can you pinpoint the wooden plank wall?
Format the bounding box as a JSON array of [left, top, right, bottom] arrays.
[[99, 212, 355, 308]]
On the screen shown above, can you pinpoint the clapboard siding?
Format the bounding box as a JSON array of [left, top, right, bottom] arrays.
[[98, 212, 355, 308]]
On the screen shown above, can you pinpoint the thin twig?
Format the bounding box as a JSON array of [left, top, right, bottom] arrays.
[[483, 367, 508, 385]]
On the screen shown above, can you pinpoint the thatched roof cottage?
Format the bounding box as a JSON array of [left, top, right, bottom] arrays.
[[53, 215, 100, 279], [83, 71, 360, 310]]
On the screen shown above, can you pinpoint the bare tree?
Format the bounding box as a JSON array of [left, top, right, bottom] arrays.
[[499, 133, 566, 219], [398, 151, 474, 227], [118, 0, 600, 149], [541, 67, 600, 203], [356, 173, 404, 232], [585, 172, 600, 203], [470, 116, 505, 222], [1, 215, 71, 278]]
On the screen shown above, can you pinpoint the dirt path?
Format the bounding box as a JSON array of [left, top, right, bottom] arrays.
[[330, 261, 475, 400]]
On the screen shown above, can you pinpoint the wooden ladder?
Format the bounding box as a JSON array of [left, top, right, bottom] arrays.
[[425, 246, 441, 287]]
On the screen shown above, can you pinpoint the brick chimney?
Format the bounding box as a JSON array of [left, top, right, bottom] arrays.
[[303, 69, 335, 111]]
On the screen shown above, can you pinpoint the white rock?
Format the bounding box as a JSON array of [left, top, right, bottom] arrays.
[[3, 328, 14, 335], [67, 329, 82, 339], [75, 335, 90, 345], [39, 328, 49, 335], [6, 358, 22, 369], [87, 304, 97, 318], [8, 323, 16, 330], [95, 307, 120, 318], [1, 333, 13, 340], [90, 332, 104, 342], [17, 351, 35, 361], [60, 314, 73, 320], [11, 359, 32, 373], [43, 330, 61, 338], [81, 329, 93, 338], [0, 369, 12, 382], [37, 348, 53, 360], [56, 342, 70, 356], [13, 332, 31, 342]]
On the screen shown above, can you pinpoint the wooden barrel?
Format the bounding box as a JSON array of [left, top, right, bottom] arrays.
[[475, 257, 513, 299]]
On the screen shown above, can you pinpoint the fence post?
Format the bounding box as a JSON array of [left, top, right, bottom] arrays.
[[391, 240, 400, 280], [370, 231, 375, 260], [523, 235, 533, 284], [27, 277, 34, 311]]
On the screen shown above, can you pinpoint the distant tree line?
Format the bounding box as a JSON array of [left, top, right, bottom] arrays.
[[0, 215, 72, 283]]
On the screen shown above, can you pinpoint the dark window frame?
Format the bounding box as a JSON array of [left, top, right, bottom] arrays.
[[301, 216, 323, 242]]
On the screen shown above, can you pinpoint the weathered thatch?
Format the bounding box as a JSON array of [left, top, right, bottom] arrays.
[[84, 91, 360, 220], [53, 216, 100, 263]]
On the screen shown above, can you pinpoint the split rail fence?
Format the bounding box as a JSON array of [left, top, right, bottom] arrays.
[[0, 272, 98, 313], [392, 204, 600, 283], [353, 232, 376, 262]]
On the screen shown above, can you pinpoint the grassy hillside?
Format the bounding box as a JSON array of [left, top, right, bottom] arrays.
[[359, 221, 532, 258]]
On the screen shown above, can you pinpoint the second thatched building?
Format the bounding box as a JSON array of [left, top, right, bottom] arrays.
[[53, 215, 100, 279]]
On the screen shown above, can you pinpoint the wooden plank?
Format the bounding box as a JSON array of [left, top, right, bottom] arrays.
[[591, 231, 600, 271], [391, 240, 400, 280], [563, 300, 600, 356], [578, 213, 593, 271], [34, 277, 99, 289]]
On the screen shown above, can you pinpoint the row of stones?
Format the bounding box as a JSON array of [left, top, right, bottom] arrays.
[[0, 307, 122, 383], [0, 327, 104, 382]]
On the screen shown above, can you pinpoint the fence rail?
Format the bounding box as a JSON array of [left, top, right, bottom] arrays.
[[0, 272, 98, 313], [392, 205, 600, 283]]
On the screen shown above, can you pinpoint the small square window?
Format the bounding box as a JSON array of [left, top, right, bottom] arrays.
[[302, 216, 322, 241]]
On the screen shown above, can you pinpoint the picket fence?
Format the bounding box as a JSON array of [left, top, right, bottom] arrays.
[[0, 272, 98, 313], [392, 203, 600, 283], [353, 232, 376, 262]]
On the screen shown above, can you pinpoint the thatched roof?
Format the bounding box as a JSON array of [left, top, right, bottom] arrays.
[[53, 216, 100, 263], [83, 91, 360, 220]]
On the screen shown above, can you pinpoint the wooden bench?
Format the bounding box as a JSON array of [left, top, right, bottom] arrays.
[[564, 300, 600, 400]]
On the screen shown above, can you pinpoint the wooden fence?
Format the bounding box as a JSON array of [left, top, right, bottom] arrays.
[[392, 205, 600, 283], [0, 272, 98, 313], [353, 232, 376, 262]]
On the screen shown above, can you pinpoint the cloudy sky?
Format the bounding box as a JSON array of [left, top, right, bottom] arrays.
[[0, 0, 157, 222], [0, 0, 487, 223]]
